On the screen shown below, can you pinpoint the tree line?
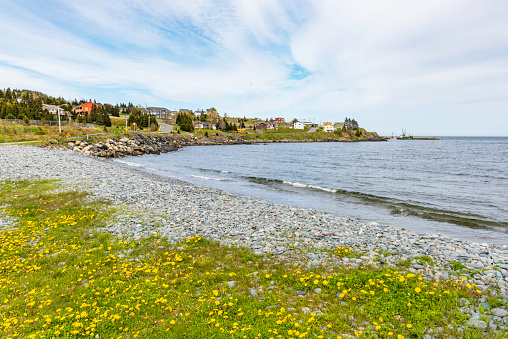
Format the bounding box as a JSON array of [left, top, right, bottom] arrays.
[[0, 88, 53, 121], [0, 88, 127, 127]]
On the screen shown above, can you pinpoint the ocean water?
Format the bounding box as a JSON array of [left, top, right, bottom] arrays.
[[113, 137, 508, 245]]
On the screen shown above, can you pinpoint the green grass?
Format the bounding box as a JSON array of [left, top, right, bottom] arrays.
[[262, 129, 305, 134], [0, 121, 106, 143], [0, 180, 501, 338], [450, 261, 467, 271], [243, 131, 341, 141], [413, 256, 435, 266], [242, 129, 378, 141]]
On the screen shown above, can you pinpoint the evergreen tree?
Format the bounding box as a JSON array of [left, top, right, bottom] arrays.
[[176, 113, 193, 132], [90, 104, 98, 123], [128, 108, 143, 129], [102, 110, 111, 127]]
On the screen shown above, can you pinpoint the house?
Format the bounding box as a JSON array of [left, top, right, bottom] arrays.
[[72, 105, 82, 114], [274, 117, 285, 123], [256, 122, 274, 130], [194, 110, 205, 119], [73, 102, 98, 115], [333, 122, 344, 131], [294, 122, 304, 130], [206, 108, 219, 120], [193, 121, 204, 129], [322, 122, 334, 132], [143, 107, 170, 119], [201, 121, 216, 130], [42, 104, 66, 118]]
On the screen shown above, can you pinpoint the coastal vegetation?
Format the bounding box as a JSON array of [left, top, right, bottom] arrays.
[[0, 180, 499, 338], [242, 129, 377, 141], [0, 120, 105, 144], [127, 108, 159, 131], [176, 113, 194, 132]]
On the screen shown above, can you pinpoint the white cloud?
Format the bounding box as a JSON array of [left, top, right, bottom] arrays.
[[1, 0, 507, 135]]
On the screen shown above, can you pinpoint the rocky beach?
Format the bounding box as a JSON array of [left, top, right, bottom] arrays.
[[44, 132, 386, 158], [1, 144, 508, 333]]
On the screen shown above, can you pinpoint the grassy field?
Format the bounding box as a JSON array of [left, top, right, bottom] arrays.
[[110, 116, 128, 128], [0, 180, 497, 338], [244, 131, 346, 141], [0, 121, 128, 144]]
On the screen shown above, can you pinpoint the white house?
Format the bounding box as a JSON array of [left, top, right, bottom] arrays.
[[194, 110, 205, 119], [193, 121, 204, 129], [322, 122, 334, 132], [42, 104, 65, 118], [202, 121, 216, 130], [294, 122, 304, 129]]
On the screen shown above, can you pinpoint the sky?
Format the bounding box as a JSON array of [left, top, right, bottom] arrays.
[[1, 0, 508, 136]]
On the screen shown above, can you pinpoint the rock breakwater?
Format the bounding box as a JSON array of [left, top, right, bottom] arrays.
[[46, 132, 386, 158], [49, 133, 255, 157]]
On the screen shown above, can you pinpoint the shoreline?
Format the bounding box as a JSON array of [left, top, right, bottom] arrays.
[[2, 145, 508, 329], [44, 132, 387, 158]]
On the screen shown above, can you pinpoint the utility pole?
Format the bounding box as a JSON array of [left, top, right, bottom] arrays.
[[58, 109, 61, 133]]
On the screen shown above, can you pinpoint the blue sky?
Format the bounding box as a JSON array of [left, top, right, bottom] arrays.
[[1, 0, 508, 136]]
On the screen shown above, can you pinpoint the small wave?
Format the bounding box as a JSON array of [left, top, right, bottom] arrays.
[[144, 166, 166, 171], [198, 168, 231, 174], [113, 159, 147, 168], [191, 175, 229, 181], [282, 180, 308, 188], [245, 175, 507, 230], [283, 181, 338, 193]]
